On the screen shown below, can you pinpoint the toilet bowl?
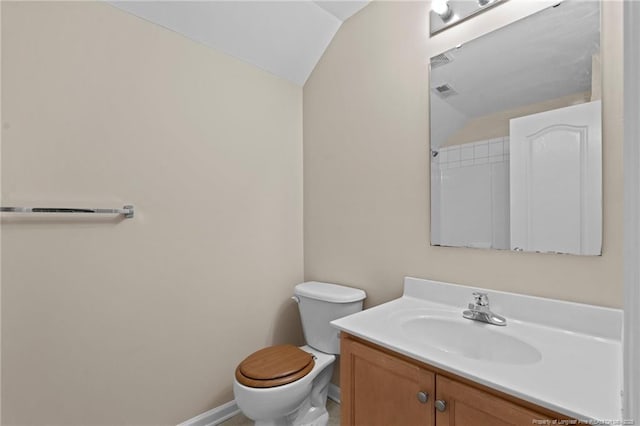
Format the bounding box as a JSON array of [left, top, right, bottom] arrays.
[[233, 346, 335, 426], [232, 282, 366, 426]]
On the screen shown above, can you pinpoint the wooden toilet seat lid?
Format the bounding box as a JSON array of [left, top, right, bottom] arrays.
[[235, 345, 315, 388]]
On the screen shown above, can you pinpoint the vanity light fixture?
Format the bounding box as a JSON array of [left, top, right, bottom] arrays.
[[432, 0, 453, 21], [430, 0, 507, 35]]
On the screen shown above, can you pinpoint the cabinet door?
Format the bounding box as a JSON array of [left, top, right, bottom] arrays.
[[341, 337, 435, 426], [435, 375, 551, 426]]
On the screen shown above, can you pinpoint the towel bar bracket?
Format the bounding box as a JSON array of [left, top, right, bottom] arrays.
[[123, 205, 134, 219]]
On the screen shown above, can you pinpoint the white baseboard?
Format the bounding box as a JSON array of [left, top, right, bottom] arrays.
[[328, 383, 341, 404], [177, 400, 240, 426], [177, 385, 341, 426]]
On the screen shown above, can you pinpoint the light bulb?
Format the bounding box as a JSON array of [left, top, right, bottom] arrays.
[[432, 0, 452, 20]]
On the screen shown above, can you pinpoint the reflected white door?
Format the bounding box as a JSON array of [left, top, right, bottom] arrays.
[[509, 100, 601, 255]]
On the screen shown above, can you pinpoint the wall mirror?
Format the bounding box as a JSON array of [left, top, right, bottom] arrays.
[[430, 0, 602, 255]]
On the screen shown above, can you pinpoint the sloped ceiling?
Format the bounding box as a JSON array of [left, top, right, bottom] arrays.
[[109, 1, 369, 86]]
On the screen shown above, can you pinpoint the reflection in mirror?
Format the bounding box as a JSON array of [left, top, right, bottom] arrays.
[[430, 0, 602, 255]]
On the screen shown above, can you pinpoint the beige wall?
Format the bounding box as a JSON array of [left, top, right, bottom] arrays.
[[304, 0, 623, 309], [1, 2, 303, 425]]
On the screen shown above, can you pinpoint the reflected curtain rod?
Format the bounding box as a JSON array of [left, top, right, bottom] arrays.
[[0, 205, 134, 219]]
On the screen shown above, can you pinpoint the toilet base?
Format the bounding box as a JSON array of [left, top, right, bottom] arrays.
[[254, 408, 328, 426], [252, 358, 333, 426]]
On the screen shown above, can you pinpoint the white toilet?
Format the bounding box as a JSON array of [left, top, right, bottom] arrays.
[[233, 281, 366, 426]]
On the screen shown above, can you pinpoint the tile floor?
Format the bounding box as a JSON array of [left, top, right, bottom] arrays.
[[220, 399, 340, 426]]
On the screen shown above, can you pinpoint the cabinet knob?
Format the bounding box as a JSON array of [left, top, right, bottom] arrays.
[[416, 391, 429, 404], [435, 399, 447, 412]]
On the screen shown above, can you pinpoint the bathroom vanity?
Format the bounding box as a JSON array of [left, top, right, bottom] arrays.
[[331, 277, 622, 425], [339, 334, 567, 425]]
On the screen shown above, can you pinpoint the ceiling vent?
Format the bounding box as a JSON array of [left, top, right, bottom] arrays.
[[433, 83, 458, 99], [430, 52, 454, 69]]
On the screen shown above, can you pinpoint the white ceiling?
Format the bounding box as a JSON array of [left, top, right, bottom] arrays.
[[109, 1, 369, 86]]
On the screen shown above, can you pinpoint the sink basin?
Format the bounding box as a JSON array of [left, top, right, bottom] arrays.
[[400, 315, 542, 365]]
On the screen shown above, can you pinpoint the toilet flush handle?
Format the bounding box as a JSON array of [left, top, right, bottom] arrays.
[[291, 296, 300, 304]]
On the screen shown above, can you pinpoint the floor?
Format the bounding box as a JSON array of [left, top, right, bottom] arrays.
[[220, 399, 340, 426]]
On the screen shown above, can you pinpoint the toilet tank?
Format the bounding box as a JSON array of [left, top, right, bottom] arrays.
[[294, 281, 366, 354]]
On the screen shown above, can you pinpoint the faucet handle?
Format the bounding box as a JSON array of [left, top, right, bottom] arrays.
[[472, 292, 489, 306]]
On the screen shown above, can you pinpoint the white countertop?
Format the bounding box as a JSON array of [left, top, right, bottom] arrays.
[[331, 277, 623, 422]]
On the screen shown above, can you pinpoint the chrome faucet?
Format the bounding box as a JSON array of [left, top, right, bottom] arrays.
[[462, 292, 507, 326]]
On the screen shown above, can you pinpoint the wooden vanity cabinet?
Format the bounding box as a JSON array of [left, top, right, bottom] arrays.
[[340, 336, 435, 426], [340, 333, 571, 426], [435, 375, 553, 426]]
